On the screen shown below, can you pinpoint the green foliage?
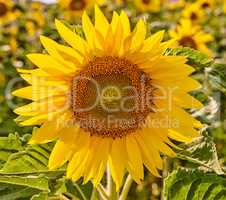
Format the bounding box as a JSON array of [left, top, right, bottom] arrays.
[[163, 169, 226, 200], [0, 134, 23, 168], [1, 143, 52, 173], [0, 133, 93, 200], [177, 133, 223, 174], [165, 47, 214, 70], [208, 63, 226, 94]]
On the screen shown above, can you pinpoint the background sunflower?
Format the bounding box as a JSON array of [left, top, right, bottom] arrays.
[[169, 19, 214, 57]]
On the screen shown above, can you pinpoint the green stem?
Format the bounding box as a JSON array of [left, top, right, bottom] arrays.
[[107, 165, 117, 200], [91, 188, 99, 200], [73, 183, 88, 200], [119, 175, 133, 200], [97, 184, 110, 200]]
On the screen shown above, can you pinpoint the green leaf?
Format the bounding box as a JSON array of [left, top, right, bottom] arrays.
[[0, 185, 42, 200], [0, 134, 23, 168], [163, 169, 226, 200], [0, 175, 49, 200], [53, 178, 93, 200], [0, 175, 49, 191], [165, 47, 214, 70], [208, 63, 226, 94], [1, 143, 53, 174], [31, 192, 48, 200], [65, 180, 93, 200], [177, 134, 224, 174]]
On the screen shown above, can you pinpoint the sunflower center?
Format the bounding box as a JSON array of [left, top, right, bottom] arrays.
[[0, 3, 7, 17], [71, 56, 153, 138], [202, 2, 210, 8], [190, 12, 198, 21], [142, 0, 151, 4], [69, 0, 86, 11], [179, 36, 197, 49]]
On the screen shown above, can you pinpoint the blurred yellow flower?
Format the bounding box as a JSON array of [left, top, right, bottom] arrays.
[[169, 19, 214, 57], [31, 2, 44, 10], [163, 0, 185, 10], [197, 0, 215, 10], [26, 21, 37, 37], [134, 0, 161, 12], [59, 0, 97, 17], [25, 2, 45, 37], [0, 0, 19, 25], [10, 36, 18, 52], [13, 6, 203, 190], [30, 2, 45, 27], [181, 3, 205, 24], [114, 0, 126, 6], [115, 0, 126, 6]]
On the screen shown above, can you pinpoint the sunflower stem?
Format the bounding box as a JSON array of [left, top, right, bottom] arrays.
[[97, 184, 110, 200], [119, 175, 133, 200], [107, 165, 117, 200]]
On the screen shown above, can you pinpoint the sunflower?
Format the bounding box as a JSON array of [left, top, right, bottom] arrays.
[[25, 2, 46, 37], [134, 0, 161, 12], [30, 2, 45, 27], [196, 0, 215, 10], [13, 6, 203, 190], [181, 3, 205, 24], [169, 19, 213, 57], [115, 0, 126, 6], [59, 0, 97, 17], [0, 0, 18, 25], [163, 0, 185, 10]]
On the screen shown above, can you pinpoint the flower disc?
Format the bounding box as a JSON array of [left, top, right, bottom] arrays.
[[69, 0, 86, 11], [72, 56, 153, 138], [0, 3, 7, 17]]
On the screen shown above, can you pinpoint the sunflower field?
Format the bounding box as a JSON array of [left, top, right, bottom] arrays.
[[0, 0, 226, 199]]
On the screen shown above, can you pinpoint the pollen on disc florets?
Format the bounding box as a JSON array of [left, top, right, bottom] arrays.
[[71, 56, 154, 138]]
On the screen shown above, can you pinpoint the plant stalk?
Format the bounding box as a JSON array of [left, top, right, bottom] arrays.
[[119, 175, 133, 200]]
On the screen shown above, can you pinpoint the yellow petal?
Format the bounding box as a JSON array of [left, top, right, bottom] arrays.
[[142, 30, 165, 52], [55, 19, 88, 55], [109, 138, 127, 190], [130, 19, 146, 52], [173, 93, 204, 109], [48, 140, 72, 170], [120, 11, 130, 38], [12, 86, 33, 100], [135, 133, 161, 176], [95, 5, 109, 38], [28, 120, 61, 144], [126, 135, 144, 184], [14, 96, 67, 116], [12, 84, 69, 101], [19, 111, 62, 126], [40, 35, 83, 69], [67, 145, 89, 178], [27, 54, 74, 76], [82, 11, 95, 49], [111, 11, 119, 34]]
